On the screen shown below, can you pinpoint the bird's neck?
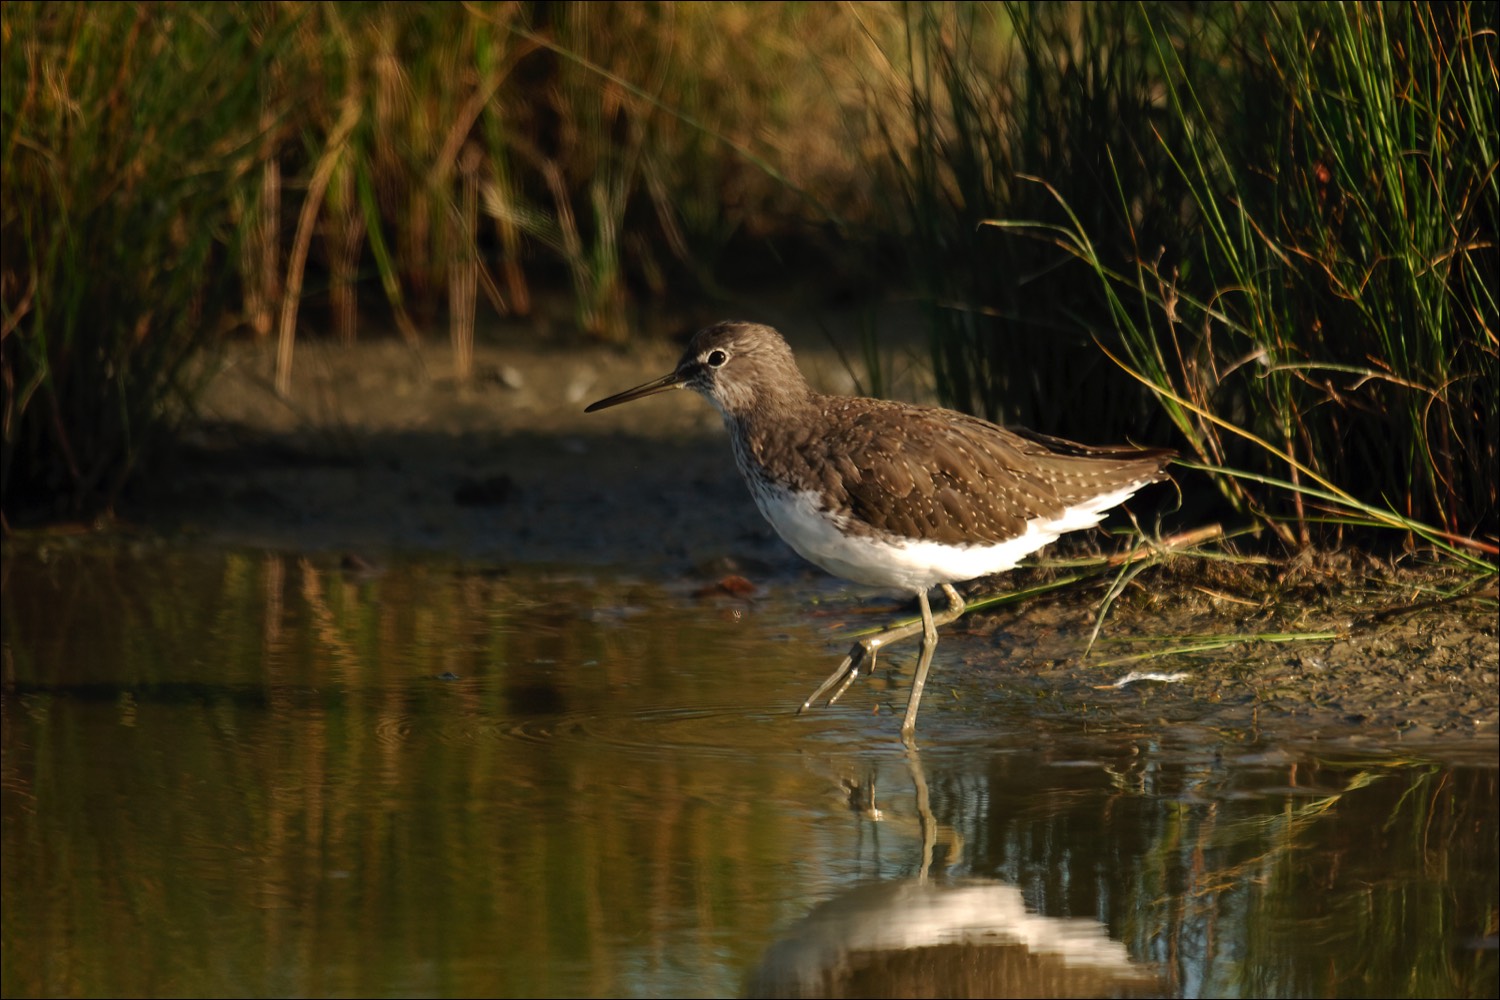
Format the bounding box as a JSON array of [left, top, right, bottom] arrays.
[[717, 385, 825, 488]]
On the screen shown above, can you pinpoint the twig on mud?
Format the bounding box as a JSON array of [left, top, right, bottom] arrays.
[[1106, 523, 1225, 567]]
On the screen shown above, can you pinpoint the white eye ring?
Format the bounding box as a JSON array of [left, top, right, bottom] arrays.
[[705, 349, 729, 368]]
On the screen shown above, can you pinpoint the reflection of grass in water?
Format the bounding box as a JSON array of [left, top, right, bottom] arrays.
[[4, 547, 1493, 996], [0, 548, 826, 996], [1116, 757, 1497, 997], [233, 564, 1491, 998], [1243, 763, 1498, 997]]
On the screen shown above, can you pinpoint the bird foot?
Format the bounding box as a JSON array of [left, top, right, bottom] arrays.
[[797, 640, 879, 714]]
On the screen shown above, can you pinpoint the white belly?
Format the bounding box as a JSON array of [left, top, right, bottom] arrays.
[[752, 483, 1142, 594]]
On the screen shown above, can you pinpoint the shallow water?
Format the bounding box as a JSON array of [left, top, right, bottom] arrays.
[[3, 543, 1496, 998]]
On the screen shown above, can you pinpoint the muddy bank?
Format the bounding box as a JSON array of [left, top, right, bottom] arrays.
[[110, 327, 1499, 749], [951, 553, 1497, 748], [131, 317, 934, 572]]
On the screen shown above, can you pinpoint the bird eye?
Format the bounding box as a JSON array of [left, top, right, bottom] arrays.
[[706, 350, 728, 368]]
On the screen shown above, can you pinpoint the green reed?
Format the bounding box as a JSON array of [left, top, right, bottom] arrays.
[[5, 1, 1494, 551], [1107, 2, 1498, 546], [1, 2, 886, 516], [2, 3, 280, 514], [894, 1, 1496, 548], [876, 2, 1190, 440]]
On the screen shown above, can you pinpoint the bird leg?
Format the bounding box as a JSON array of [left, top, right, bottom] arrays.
[[901, 583, 965, 742], [798, 584, 966, 724]]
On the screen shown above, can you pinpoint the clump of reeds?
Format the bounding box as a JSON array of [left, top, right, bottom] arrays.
[[5, 0, 1494, 560], [1, 2, 888, 517], [878, 1, 1497, 555], [1106, 2, 1496, 552], [1, 3, 279, 515], [872, 3, 1186, 441]]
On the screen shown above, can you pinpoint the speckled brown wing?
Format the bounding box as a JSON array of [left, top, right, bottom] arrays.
[[785, 399, 1065, 545], [998, 423, 1177, 508], [789, 399, 1174, 546]]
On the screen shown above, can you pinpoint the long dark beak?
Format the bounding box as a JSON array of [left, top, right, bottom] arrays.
[[584, 370, 685, 412]]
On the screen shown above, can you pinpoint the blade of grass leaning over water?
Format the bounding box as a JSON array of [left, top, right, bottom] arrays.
[[967, 3, 1495, 547], [1089, 631, 1348, 670]]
